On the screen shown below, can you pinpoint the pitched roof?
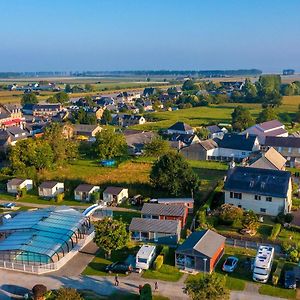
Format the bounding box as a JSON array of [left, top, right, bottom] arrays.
[[74, 124, 100, 133], [168, 122, 193, 132], [224, 166, 291, 198], [74, 184, 98, 193], [216, 133, 257, 151], [265, 136, 300, 148], [176, 230, 225, 258], [141, 203, 186, 217], [257, 120, 284, 131], [125, 131, 155, 148], [170, 134, 198, 145], [157, 198, 194, 204], [200, 139, 218, 151], [7, 178, 26, 186], [103, 186, 127, 195], [249, 147, 286, 170], [129, 217, 180, 234], [206, 125, 221, 134], [39, 181, 62, 189]]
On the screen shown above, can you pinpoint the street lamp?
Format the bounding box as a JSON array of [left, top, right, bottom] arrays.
[[203, 258, 207, 274]]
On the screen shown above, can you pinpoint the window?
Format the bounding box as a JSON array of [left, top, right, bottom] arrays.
[[288, 147, 292, 153], [241, 152, 246, 156], [233, 192, 242, 199], [230, 192, 233, 198], [266, 197, 272, 202], [255, 195, 261, 200], [260, 208, 266, 213], [278, 147, 282, 152]]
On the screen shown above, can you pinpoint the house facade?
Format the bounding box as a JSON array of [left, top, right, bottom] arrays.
[[103, 186, 129, 204], [74, 184, 100, 202], [73, 124, 102, 140], [38, 181, 64, 198], [32, 104, 63, 117], [141, 203, 188, 228], [206, 125, 228, 140], [129, 217, 181, 245], [224, 166, 292, 216], [7, 178, 33, 194], [156, 198, 194, 213], [180, 140, 218, 161], [175, 230, 226, 273], [264, 136, 300, 168]]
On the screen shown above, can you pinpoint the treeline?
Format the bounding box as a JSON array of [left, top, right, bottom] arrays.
[[75, 69, 262, 77]]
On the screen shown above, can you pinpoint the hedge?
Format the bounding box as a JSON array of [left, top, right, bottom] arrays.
[[270, 223, 281, 241], [153, 255, 164, 271], [55, 193, 64, 203], [140, 283, 152, 300], [272, 258, 285, 285]]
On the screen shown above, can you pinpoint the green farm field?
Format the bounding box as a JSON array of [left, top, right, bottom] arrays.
[[132, 95, 300, 131]]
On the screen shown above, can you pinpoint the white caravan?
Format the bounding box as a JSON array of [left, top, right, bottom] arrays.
[[253, 245, 275, 283], [136, 245, 156, 271]]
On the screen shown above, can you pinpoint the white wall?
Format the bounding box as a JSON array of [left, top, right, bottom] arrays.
[[224, 188, 291, 216]]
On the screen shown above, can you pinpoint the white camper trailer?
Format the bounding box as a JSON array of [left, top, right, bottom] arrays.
[[136, 245, 156, 272], [253, 245, 275, 283]]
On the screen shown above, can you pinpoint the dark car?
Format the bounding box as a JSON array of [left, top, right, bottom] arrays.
[[105, 262, 132, 274], [284, 271, 296, 289]]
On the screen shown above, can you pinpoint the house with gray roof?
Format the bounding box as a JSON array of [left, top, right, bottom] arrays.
[[74, 184, 100, 202], [224, 166, 292, 216], [175, 230, 225, 273], [7, 178, 33, 194], [141, 203, 188, 228], [38, 181, 64, 199], [129, 217, 181, 245], [103, 186, 128, 204], [167, 122, 194, 135]]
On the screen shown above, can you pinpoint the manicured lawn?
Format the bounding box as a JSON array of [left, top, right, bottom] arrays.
[[142, 247, 183, 282], [258, 285, 296, 299], [113, 210, 141, 225], [82, 242, 139, 276]]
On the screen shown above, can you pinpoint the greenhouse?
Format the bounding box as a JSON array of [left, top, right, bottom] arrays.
[[0, 206, 91, 266]]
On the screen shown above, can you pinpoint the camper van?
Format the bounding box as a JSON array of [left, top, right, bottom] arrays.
[[136, 245, 156, 272], [253, 245, 275, 283]]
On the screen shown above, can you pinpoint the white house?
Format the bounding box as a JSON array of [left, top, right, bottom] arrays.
[[206, 125, 228, 140], [242, 120, 288, 144], [224, 166, 292, 216], [103, 186, 129, 204], [7, 178, 33, 194], [167, 122, 194, 135], [213, 133, 260, 161], [38, 181, 64, 198], [74, 184, 100, 202]]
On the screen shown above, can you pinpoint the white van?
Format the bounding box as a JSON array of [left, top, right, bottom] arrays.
[[136, 245, 156, 271], [253, 245, 275, 283]]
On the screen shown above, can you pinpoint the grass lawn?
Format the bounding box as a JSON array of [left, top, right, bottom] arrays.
[[82, 242, 139, 277], [113, 210, 141, 225], [142, 247, 183, 282], [130, 96, 300, 132], [258, 285, 296, 299]]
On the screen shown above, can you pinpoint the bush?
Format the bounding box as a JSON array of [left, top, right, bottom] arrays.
[[32, 284, 47, 300], [219, 204, 243, 225], [161, 245, 169, 258], [153, 255, 164, 271], [276, 212, 294, 225], [270, 223, 282, 241], [272, 258, 284, 285], [90, 191, 100, 203], [140, 283, 152, 300], [55, 193, 64, 203], [19, 187, 27, 197]]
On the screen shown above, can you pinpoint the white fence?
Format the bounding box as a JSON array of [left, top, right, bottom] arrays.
[[0, 231, 95, 274]]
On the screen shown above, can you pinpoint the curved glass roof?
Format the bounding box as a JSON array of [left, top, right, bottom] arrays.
[[0, 206, 89, 262]]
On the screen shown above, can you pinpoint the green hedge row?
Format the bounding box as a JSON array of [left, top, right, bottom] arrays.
[[270, 223, 282, 241]]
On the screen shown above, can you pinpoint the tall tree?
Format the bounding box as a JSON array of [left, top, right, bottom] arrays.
[[64, 84, 72, 93], [242, 78, 257, 100], [182, 80, 198, 91], [185, 273, 229, 300], [101, 109, 112, 125], [144, 136, 170, 158], [256, 107, 278, 123], [93, 128, 127, 159], [21, 93, 38, 106], [150, 152, 199, 196], [94, 218, 129, 258], [231, 106, 254, 131]]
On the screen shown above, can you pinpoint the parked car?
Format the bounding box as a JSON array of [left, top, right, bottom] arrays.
[[105, 262, 132, 275], [284, 271, 296, 289], [222, 256, 239, 273], [1, 202, 16, 209]]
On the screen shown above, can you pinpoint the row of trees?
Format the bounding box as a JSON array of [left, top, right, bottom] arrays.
[[21, 91, 70, 106]]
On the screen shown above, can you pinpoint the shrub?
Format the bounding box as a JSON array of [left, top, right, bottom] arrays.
[[219, 204, 243, 225], [161, 245, 169, 258], [153, 255, 164, 271], [19, 187, 27, 197], [90, 191, 100, 203], [276, 212, 294, 225], [289, 249, 299, 263], [54, 287, 83, 300], [140, 283, 152, 300], [270, 223, 282, 241], [272, 258, 284, 285], [32, 284, 47, 300], [285, 213, 294, 224], [55, 193, 64, 203]]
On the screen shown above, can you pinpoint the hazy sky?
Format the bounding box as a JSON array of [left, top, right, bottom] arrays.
[[1, 0, 299, 72]]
